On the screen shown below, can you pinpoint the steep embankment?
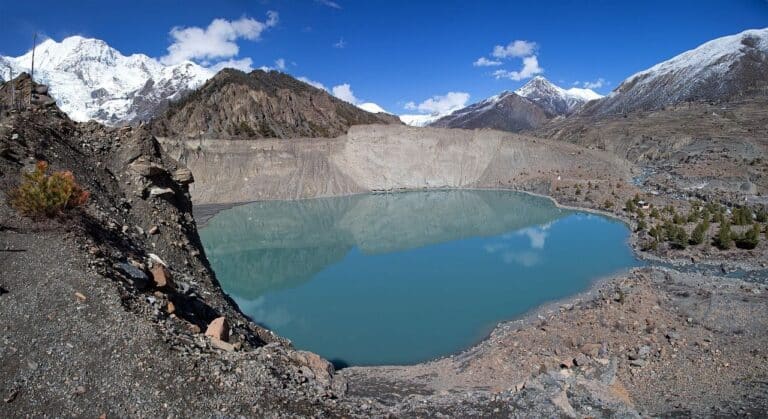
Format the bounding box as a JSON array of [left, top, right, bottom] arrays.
[[150, 69, 400, 140], [160, 124, 633, 205], [0, 74, 349, 417]]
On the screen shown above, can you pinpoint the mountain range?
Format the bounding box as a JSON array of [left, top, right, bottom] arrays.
[[0, 36, 211, 125], [2, 27, 766, 134], [430, 77, 601, 131]]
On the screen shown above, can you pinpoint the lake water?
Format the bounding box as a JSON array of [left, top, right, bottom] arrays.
[[199, 190, 639, 366]]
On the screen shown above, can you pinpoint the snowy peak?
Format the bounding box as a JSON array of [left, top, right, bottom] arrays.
[[584, 27, 768, 116], [515, 76, 601, 115], [1, 36, 214, 124]]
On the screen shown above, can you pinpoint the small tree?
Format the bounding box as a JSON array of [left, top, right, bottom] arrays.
[[625, 199, 636, 213], [9, 161, 89, 218], [670, 226, 688, 249], [735, 224, 761, 250], [636, 219, 647, 232], [714, 221, 733, 250], [690, 220, 709, 245]]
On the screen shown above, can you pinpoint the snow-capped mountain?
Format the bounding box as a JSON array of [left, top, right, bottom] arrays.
[[0, 36, 213, 124], [429, 91, 550, 132], [399, 113, 442, 127], [515, 76, 602, 116], [582, 27, 768, 116], [427, 77, 599, 132]]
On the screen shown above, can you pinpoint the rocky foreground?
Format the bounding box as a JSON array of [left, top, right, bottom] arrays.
[[1, 75, 767, 417]]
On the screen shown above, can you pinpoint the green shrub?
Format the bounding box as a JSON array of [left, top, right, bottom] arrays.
[[690, 220, 709, 245], [9, 161, 89, 218], [625, 199, 636, 212], [713, 221, 733, 250], [731, 207, 753, 226], [735, 224, 761, 250], [669, 225, 688, 249], [755, 208, 767, 223]]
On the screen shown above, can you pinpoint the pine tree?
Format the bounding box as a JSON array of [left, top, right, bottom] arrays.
[[714, 221, 733, 250], [735, 224, 760, 250], [690, 219, 709, 245]]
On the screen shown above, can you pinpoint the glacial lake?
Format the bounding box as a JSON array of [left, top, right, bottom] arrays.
[[199, 190, 639, 366]]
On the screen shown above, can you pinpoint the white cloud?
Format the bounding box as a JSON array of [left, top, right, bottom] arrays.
[[274, 58, 286, 70], [331, 83, 358, 104], [316, 0, 341, 9], [492, 56, 543, 81], [492, 40, 537, 58], [333, 38, 346, 48], [403, 91, 470, 116], [473, 57, 502, 67], [209, 57, 254, 72], [161, 12, 278, 66], [581, 78, 606, 89], [298, 76, 327, 90]]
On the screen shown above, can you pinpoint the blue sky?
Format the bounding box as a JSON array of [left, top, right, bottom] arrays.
[[1, 0, 766, 114]]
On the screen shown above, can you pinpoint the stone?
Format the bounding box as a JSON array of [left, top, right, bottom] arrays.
[[189, 324, 202, 334], [148, 226, 159, 235], [580, 343, 602, 357], [629, 359, 646, 368], [573, 353, 590, 367], [205, 317, 230, 342], [128, 158, 166, 177], [292, 351, 334, 386], [11, 133, 19, 141], [115, 262, 149, 288], [74, 292, 87, 302], [210, 337, 235, 352], [172, 168, 194, 184], [166, 301, 176, 314], [34, 85, 49, 95], [149, 187, 174, 198], [150, 265, 173, 289]]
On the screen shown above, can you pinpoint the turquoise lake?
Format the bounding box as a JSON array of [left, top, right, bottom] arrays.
[[199, 190, 639, 366]]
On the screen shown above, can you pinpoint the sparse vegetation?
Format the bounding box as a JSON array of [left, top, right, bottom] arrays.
[[9, 161, 89, 218]]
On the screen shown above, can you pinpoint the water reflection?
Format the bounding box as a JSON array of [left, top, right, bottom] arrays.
[[200, 190, 638, 365]]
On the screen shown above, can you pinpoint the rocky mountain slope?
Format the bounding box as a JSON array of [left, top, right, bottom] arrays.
[[429, 77, 599, 132], [150, 69, 400, 139], [0, 36, 212, 125], [581, 27, 768, 116]]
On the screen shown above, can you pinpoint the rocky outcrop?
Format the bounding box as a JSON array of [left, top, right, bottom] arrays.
[[150, 69, 400, 140], [159, 124, 633, 205]]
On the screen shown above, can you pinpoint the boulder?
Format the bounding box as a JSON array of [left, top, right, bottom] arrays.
[[172, 168, 194, 184], [150, 265, 173, 289], [34, 85, 49, 95], [292, 351, 334, 386], [128, 158, 166, 177], [204, 316, 230, 342]]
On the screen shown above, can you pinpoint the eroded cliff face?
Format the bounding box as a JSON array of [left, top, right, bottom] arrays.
[[160, 124, 633, 205]]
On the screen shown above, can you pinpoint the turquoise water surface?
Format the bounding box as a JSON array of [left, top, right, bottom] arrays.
[[199, 190, 639, 366]]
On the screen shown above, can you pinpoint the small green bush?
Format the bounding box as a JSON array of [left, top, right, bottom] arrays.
[[713, 221, 733, 250], [689, 219, 709, 245], [9, 161, 89, 218], [735, 224, 761, 250]]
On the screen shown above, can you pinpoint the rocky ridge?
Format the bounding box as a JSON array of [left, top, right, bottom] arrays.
[[150, 69, 400, 140], [581, 27, 768, 116]]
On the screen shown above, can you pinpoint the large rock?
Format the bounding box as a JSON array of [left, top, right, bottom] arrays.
[[128, 157, 166, 177], [150, 265, 172, 289], [204, 316, 230, 342], [172, 168, 194, 184]]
